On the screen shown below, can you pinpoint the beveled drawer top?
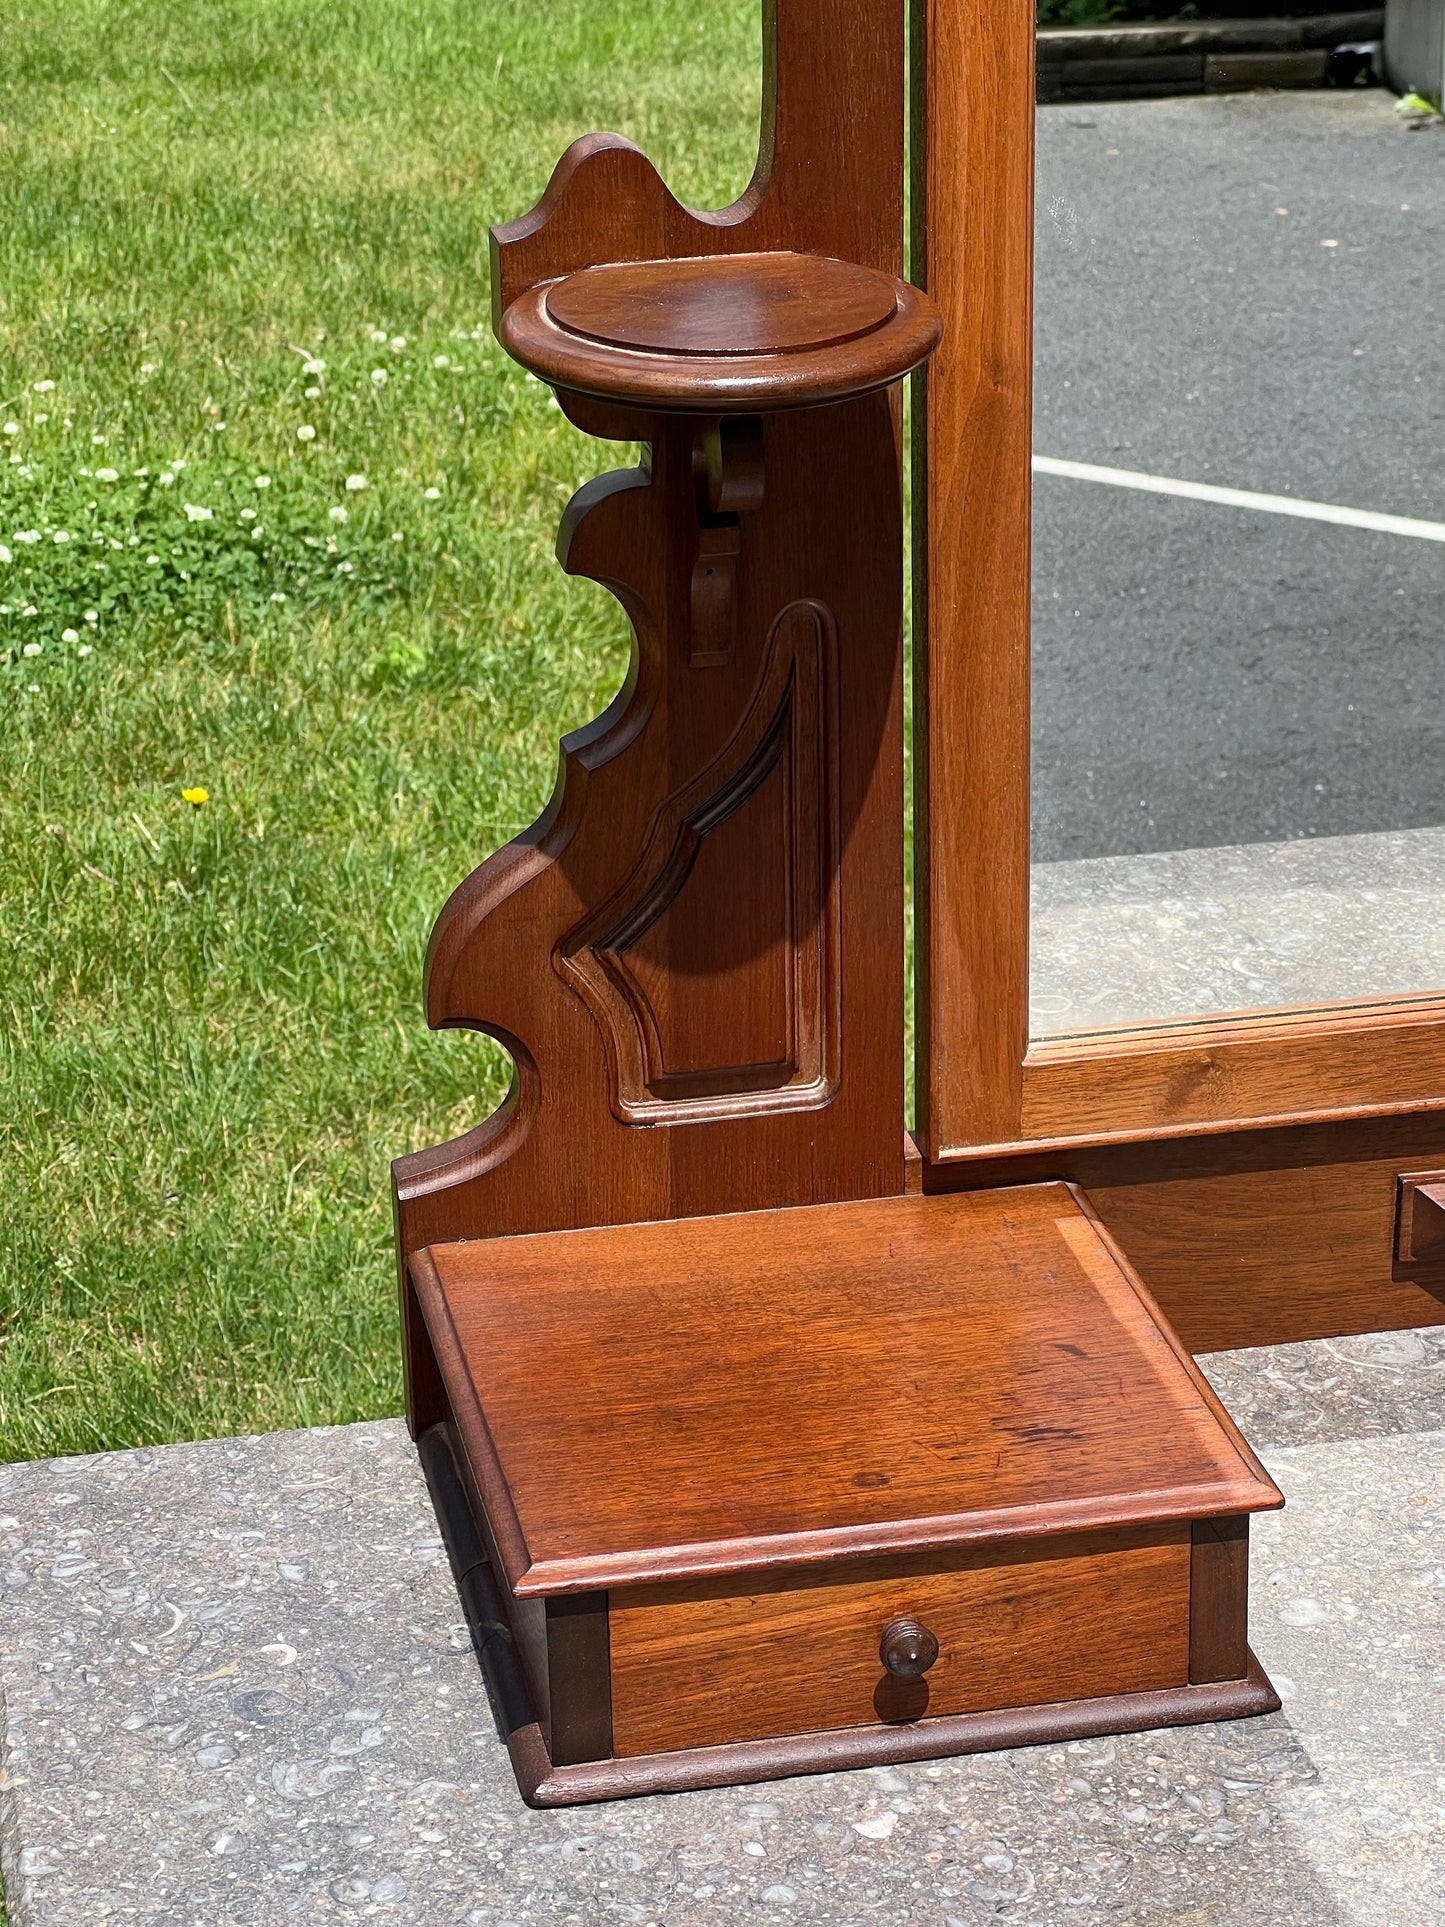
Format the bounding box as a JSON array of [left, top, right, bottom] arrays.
[[411, 1183, 1281, 1596]]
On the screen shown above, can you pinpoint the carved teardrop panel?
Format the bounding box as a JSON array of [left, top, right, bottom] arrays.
[[558, 601, 839, 1124]]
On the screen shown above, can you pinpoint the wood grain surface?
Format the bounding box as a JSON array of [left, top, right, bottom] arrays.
[[394, 0, 920, 1281], [1189, 1516, 1250, 1685], [608, 1526, 1190, 1754], [1085, 1140, 1445, 1352], [504, 1657, 1281, 1807], [911, 0, 1035, 1158], [500, 253, 939, 412], [909, 0, 1445, 1193], [412, 1183, 1280, 1598], [1395, 1171, 1445, 1264], [1016, 996, 1445, 1151], [922, 1114, 1445, 1351], [550, 252, 898, 355]]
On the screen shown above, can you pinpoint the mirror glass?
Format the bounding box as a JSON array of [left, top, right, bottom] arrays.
[[1029, 78, 1444, 1038]]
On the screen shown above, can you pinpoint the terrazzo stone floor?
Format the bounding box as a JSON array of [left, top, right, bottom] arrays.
[[0, 1327, 1441, 1925]]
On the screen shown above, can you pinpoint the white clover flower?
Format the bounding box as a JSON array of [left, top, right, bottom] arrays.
[[139, 362, 156, 375], [391, 531, 403, 542], [23, 641, 42, 656], [345, 472, 367, 492], [146, 555, 160, 564], [304, 386, 321, 399], [2, 423, 18, 436], [329, 505, 348, 523], [0, 546, 9, 565], [303, 357, 325, 375], [370, 368, 388, 386], [254, 475, 271, 489], [33, 379, 55, 392], [433, 354, 450, 368], [95, 467, 120, 483], [159, 472, 176, 486], [183, 503, 213, 522], [79, 644, 93, 657], [61, 627, 79, 643], [16, 530, 41, 544], [250, 526, 262, 538], [335, 560, 354, 573], [370, 328, 388, 343], [92, 433, 106, 445], [109, 539, 122, 550], [423, 485, 441, 499], [52, 531, 71, 544], [389, 335, 406, 352], [133, 467, 148, 477], [34, 413, 48, 425], [270, 591, 287, 602], [239, 507, 257, 521], [212, 421, 226, 432], [84, 609, 97, 621], [22, 604, 37, 616], [172, 459, 187, 470], [297, 424, 316, 442]]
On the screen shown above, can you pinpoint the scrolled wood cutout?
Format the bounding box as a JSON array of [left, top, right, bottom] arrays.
[[558, 596, 841, 1125], [390, 0, 919, 1274]]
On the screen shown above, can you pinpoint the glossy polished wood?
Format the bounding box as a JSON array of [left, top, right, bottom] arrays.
[[925, 1115, 1445, 1352], [393, 0, 920, 1276], [420, 1399, 1274, 1811], [1396, 1172, 1445, 1264], [912, 0, 1445, 1220], [1189, 1516, 1250, 1686], [499, 252, 940, 412], [608, 1526, 1191, 1756], [505, 1658, 1280, 1807], [880, 1615, 939, 1679], [1016, 995, 1445, 1152], [410, 1185, 1279, 1600], [400, 0, 1290, 1808], [551, 252, 898, 354], [912, 0, 1035, 1158]]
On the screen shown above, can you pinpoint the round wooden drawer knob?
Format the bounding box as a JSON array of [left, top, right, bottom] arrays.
[[879, 1616, 939, 1679]]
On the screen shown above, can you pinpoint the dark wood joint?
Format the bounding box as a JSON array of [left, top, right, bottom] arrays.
[[1189, 1515, 1250, 1685], [545, 1594, 614, 1766]]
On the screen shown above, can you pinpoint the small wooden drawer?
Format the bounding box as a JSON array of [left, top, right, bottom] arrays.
[[609, 1525, 1191, 1754], [409, 1184, 1282, 1802]]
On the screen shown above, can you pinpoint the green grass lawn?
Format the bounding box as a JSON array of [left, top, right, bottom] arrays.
[[0, 0, 769, 1469]]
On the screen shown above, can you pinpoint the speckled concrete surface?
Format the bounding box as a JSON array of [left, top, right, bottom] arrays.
[[1030, 826, 1445, 1035], [1, 1331, 1441, 1926]]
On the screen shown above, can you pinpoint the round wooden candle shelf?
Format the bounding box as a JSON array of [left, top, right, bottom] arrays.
[[499, 249, 941, 412]]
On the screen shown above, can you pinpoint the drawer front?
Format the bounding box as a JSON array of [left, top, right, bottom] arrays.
[[609, 1525, 1191, 1756]]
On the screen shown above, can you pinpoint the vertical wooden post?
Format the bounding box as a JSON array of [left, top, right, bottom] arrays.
[[911, 0, 1035, 1158]]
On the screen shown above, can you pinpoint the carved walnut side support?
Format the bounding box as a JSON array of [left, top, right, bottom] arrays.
[[393, 9, 915, 1303], [394, 392, 905, 1263]]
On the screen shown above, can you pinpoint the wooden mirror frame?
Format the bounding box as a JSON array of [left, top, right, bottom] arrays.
[[911, 0, 1445, 1352]]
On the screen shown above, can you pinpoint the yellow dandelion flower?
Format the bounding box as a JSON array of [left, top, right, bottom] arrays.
[[181, 787, 210, 806]]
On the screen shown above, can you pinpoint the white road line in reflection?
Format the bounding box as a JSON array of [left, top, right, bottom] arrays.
[[1032, 455, 1445, 544]]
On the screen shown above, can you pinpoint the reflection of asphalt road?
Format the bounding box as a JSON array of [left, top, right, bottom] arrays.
[[1032, 92, 1445, 862]]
